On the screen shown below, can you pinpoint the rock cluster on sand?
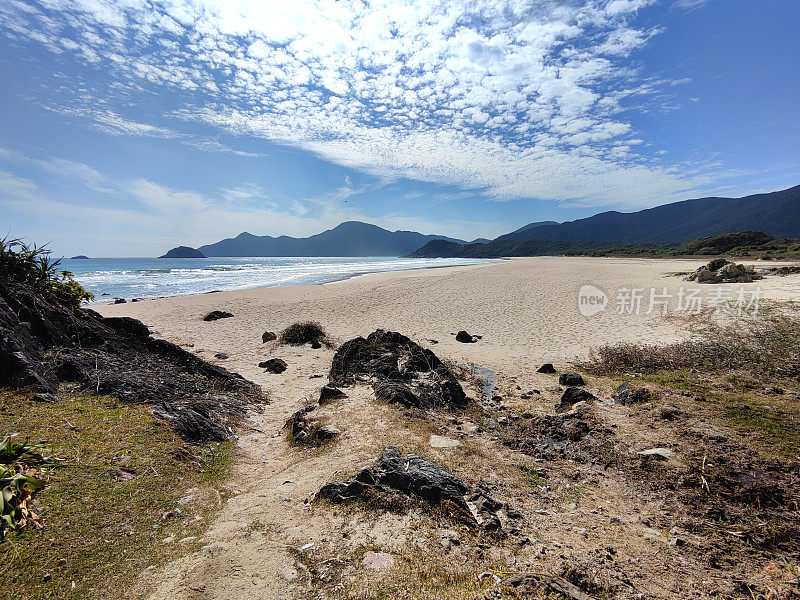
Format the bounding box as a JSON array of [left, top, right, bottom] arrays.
[[0, 278, 260, 444], [329, 329, 468, 409], [285, 405, 340, 444], [317, 447, 505, 531], [686, 259, 762, 284]]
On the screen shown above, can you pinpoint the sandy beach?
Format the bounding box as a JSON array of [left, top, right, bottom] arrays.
[[92, 256, 800, 599], [96, 256, 744, 372]]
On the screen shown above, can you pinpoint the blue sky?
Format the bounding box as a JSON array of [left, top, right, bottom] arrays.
[[0, 0, 798, 256]]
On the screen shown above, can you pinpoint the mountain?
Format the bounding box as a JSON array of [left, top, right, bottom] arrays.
[[409, 238, 669, 258], [497, 185, 800, 244], [159, 246, 206, 258], [502, 221, 559, 239], [409, 230, 800, 259], [188, 221, 477, 257]]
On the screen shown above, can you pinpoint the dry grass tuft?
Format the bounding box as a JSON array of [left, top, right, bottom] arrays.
[[581, 305, 800, 379]]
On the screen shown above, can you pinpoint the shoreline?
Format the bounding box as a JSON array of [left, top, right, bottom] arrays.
[[82, 257, 499, 305]]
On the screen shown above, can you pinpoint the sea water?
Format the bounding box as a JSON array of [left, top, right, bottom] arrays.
[[61, 256, 494, 302]]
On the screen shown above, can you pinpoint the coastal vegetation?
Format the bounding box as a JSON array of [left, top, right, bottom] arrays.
[[0, 237, 93, 308], [279, 320, 329, 346], [0, 388, 233, 599]]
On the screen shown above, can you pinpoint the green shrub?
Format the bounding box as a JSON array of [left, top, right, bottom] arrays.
[[279, 321, 327, 345], [0, 237, 93, 309]]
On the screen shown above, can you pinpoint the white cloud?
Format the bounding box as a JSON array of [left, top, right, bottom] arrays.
[[0, 0, 714, 208], [0, 170, 42, 203]]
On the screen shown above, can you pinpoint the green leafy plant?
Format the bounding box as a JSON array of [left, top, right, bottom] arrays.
[[0, 237, 93, 308], [0, 434, 54, 535]]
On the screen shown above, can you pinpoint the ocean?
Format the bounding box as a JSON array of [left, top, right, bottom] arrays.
[[62, 256, 495, 302]]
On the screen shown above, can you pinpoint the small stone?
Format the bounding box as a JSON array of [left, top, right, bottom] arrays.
[[261, 331, 277, 343], [310, 340, 322, 349], [259, 358, 288, 373], [537, 363, 556, 374], [319, 385, 347, 404], [362, 551, 395, 570], [214, 352, 229, 359], [316, 425, 341, 440], [429, 435, 462, 448], [477, 571, 501, 584], [637, 447, 673, 460]]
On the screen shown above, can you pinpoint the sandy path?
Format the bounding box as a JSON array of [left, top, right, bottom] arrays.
[[95, 257, 799, 599]]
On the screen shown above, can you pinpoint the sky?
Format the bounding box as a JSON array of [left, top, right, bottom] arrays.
[[0, 0, 798, 257]]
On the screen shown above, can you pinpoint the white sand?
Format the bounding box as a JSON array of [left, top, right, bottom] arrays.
[[94, 256, 800, 599], [98, 256, 798, 375]]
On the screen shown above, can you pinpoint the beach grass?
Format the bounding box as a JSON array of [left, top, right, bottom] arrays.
[[0, 387, 233, 599]]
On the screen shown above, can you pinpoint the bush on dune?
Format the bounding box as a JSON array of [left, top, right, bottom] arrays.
[[279, 321, 328, 346]]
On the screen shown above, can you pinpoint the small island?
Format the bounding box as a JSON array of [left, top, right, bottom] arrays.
[[70, 255, 90, 260], [159, 246, 206, 259]]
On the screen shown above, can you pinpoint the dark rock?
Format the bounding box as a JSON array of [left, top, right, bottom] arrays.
[[310, 340, 322, 349], [214, 352, 229, 360], [329, 329, 467, 409], [374, 380, 420, 407], [261, 331, 277, 343], [557, 387, 596, 412], [284, 405, 339, 444], [559, 372, 585, 386], [317, 447, 506, 531], [259, 358, 288, 373], [113, 298, 127, 304], [455, 330, 477, 343], [318, 446, 470, 512], [319, 385, 347, 404], [707, 258, 730, 272], [0, 277, 260, 444], [612, 381, 657, 405], [203, 310, 233, 322], [316, 425, 341, 440], [537, 363, 556, 374]]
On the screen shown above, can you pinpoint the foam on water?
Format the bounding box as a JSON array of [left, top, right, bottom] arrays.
[[63, 256, 495, 302]]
